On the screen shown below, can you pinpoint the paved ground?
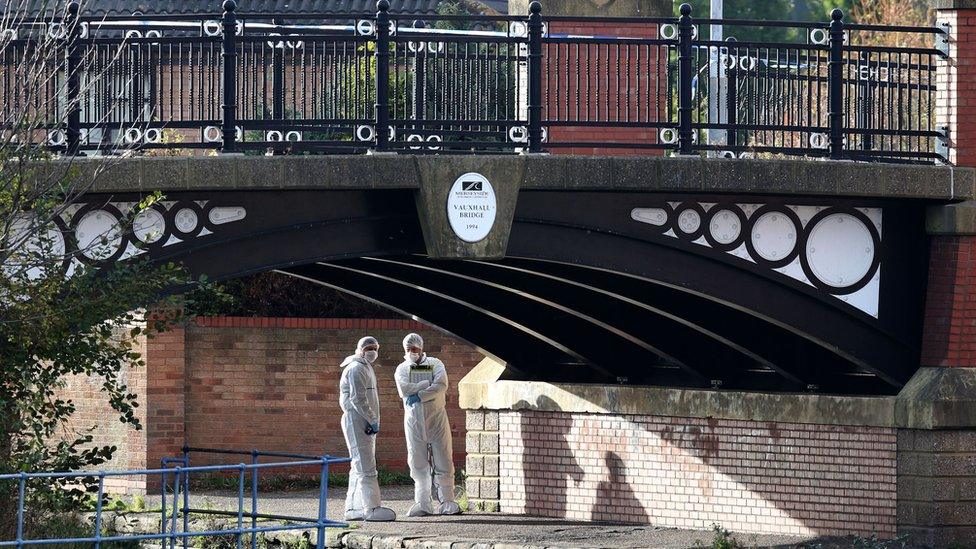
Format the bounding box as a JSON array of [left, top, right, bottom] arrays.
[[147, 487, 822, 548]]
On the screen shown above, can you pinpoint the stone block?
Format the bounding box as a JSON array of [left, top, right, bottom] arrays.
[[483, 455, 500, 477], [483, 411, 499, 431], [343, 532, 373, 549], [465, 454, 484, 477], [465, 432, 481, 454], [465, 477, 480, 499], [480, 478, 500, 500], [466, 410, 485, 431], [480, 432, 499, 455], [371, 535, 405, 549]]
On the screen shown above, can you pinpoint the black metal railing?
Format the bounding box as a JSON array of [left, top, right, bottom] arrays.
[[0, 1, 949, 163]]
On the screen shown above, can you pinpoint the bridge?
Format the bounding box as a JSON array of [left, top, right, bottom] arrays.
[[6, 0, 976, 544]]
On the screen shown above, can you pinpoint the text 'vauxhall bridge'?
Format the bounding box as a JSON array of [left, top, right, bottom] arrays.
[[1, 0, 965, 398]]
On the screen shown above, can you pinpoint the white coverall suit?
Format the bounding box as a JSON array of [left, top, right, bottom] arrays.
[[339, 354, 386, 519], [394, 355, 458, 515]]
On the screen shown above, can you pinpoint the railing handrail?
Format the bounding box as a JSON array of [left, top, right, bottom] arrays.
[[0, 0, 948, 164]]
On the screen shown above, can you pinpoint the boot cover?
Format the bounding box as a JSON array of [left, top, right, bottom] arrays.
[[438, 501, 462, 515], [364, 506, 397, 522], [407, 502, 434, 517]]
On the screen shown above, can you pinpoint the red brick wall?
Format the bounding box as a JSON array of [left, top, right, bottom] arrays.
[[921, 236, 976, 368], [60, 326, 149, 494], [498, 410, 897, 537], [181, 317, 483, 474], [544, 22, 666, 156]]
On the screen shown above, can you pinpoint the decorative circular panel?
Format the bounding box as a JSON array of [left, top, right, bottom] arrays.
[[677, 208, 702, 234], [174, 208, 199, 235], [709, 209, 741, 245], [133, 208, 166, 244], [75, 209, 123, 261], [800, 209, 881, 294], [750, 210, 798, 264]]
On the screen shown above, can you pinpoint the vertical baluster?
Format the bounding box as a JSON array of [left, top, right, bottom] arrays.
[[828, 8, 844, 159], [375, 0, 391, 151], [221, 0, 238, 152], [677, 3, 694, 154], [527, 1, 543, 152]]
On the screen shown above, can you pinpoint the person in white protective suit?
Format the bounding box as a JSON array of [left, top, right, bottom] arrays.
[[339, 336, 396, 522], [395, 333, 462, 517]]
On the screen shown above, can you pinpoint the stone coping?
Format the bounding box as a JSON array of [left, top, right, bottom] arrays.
[[36, 155, 972, 201], [926, 200, 976, 235], [458, 359, 976, 430]]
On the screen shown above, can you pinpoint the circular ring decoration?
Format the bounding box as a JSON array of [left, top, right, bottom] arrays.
[[799, 207, 881, 295], [809, 132, 828, 150], [72, 205, 126, 264], [720, 150, 736, 159], [745, 205, 802, 268], [703, 204, 748, 252], [47, 129, 66, 146], [659, 128, 678, 145], [132, 204, 169, 247], [285, 130, 302, 142], [388, 126, 396, 142], [125, 29, 143, 40], [407, 40, 420, 53], [426, 134, 441, 151], [167, 201, 205, 238], [202, 20, 221, 36], [509, 21, 528, 38], [356, 20, 376, 36], [356, 125, 375, 142], [659, 23, 677, 40], [1, 29, 18, 40], [407, 134, 423, 150], [144, 128, 162, 143], [123, 127, 143, 144], [145, 29, 162, 41], [78, 22, 89, 39], [674, 203, 706, 242], [266, 130, 283, 142], [203, 126, 222, 143], [47, 23, 67, 40], [508, 126, 528, 143], [809, 28, 829, 45], [427, 41, 445, 53], [235, 126, 244, 141]]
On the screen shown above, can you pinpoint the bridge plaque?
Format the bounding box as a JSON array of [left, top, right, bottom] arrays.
[[447, 172, 497, 243]]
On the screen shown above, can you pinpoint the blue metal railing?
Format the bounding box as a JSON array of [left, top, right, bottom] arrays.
[[0, 449, 351, 549]]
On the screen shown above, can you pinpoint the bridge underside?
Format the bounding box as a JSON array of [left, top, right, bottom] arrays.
[[71, 181, 927, 396], [281, 252, 906, 396]]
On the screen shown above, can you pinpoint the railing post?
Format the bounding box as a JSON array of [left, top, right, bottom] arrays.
[[374, 0, 391, 152], [677, 3, 695, 155], [315, 457, 329, 549], [828, 8, 845, 159], [221, 0, 239, 153], [64, 1, 82, 155], [412, 20, 426, 128], [16, 473, 25, 549], [272, 18, 285, 121], [250, 450, 258, 549], [181, 451, 190, 549], [527, 1, 543, 153]]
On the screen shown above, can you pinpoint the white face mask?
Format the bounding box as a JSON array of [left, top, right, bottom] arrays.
[[363, 350, 378, 363], [406, 351, 422, 363]]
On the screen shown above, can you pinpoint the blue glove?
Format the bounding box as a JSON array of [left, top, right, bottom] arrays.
[[405, 394, 421, 406], [366, 422, 380, 435]]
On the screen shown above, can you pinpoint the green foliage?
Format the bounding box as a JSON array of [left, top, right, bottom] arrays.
[[695, 524, 744, 549], [183, 272, 394, 319], [0, 152, 193, 540]]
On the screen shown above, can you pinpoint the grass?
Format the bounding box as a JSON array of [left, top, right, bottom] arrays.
[[187, 466, 413, 492]]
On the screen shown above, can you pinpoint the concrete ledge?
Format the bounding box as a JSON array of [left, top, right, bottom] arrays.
[[458, 358, 897, 428], [926, 200, 976, 234], [895, 367, 976, 429], [33, 155, 972, 201], [461, 360, 976, 430], [931, 0, 976, 9]]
